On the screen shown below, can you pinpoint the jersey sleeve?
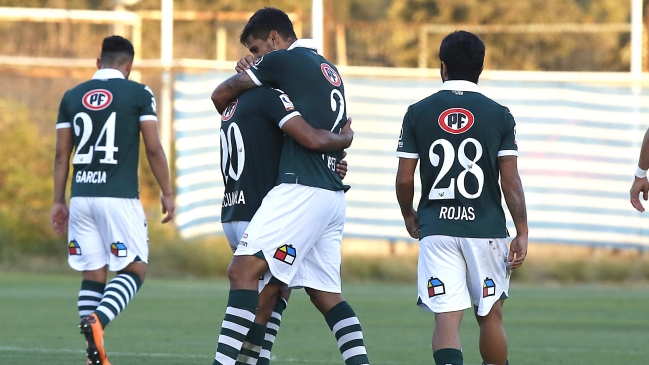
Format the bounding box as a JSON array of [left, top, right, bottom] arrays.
[[56, 91, 71, 129], [259, 89, 302, 128], [497, 107, 518, 157], [139, 85, 158, 122], [245, 50, 291, 87], [396, 107, 419, 159]]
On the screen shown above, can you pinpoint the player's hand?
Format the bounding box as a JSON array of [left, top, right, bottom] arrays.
[[630, 176, 649, 212], [403, 209, 420, 239], [340, 117, 354, 148], [160, 193, 175, 224], [50, 202, 69, 235], [508, 233, 528, 270], [235, 55, 255, 73], [336, 151, 348, 180]]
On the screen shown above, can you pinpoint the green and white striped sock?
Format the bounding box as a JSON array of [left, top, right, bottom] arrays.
[[94, 272, 142, 328], [78, 280, 105, 319], [258, 298, 287, 365], [324, 301, 370, 365], [213, 289, 258, 365]]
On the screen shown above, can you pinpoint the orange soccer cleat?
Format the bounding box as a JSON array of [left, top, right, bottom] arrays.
[[79, 313, 111, 365]]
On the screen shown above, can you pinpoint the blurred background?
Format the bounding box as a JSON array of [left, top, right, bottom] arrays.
[[1, 0, 649, 283]]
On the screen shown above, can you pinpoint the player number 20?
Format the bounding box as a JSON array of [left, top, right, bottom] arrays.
[[428, 138, 484, 200], [72, 111, 119, 165], [220, 123, 245, 182]]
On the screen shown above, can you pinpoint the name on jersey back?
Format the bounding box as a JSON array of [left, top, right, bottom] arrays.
[[76, 170, 107, 184], [439, 206, 475, 221], [222, 189, 246, 208]]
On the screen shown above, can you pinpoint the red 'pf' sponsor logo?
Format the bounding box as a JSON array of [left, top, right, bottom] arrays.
[[438, 108, 474, 134], [82, 89, 113, 111], [222, 99, 238, 121], [321, 63, 341, 87]]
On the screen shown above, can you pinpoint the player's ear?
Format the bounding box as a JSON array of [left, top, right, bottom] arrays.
[[440, 61, 448, 81], [96, 58, 102, 70], [269, 30, 279, 46]]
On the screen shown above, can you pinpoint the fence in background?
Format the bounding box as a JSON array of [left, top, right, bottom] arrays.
[[174, 70, 649, 249]]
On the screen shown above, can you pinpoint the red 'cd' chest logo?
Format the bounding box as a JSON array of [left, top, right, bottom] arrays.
[[221, 99, 238, 121], [82, 89, 113, 111], [438, 108, 475, 134], [321, 63, 341, 87]]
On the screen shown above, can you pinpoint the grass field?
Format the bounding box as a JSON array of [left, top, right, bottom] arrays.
[[0, 272, 648, 365]]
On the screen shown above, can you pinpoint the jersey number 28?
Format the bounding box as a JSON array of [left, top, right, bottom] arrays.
[[429, 138, 484, 200]]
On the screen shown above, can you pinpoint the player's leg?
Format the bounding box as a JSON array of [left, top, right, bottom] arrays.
[[474, 300, 508, 365], [257, 287, 290, 365], [68, 197, 112, 365], [461, 238, 511, 365], [432, 311, 464, 365], [418, 235, 472, 365], [300, 190, 371, 365]]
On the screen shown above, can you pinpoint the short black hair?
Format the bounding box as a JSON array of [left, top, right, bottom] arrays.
[[100, 35, 134, 66], [439, 31, 485, 83], [239, 7, 297, 45]]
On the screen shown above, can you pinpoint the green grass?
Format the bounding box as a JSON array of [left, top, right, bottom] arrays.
[[0, 272, 648, 365]]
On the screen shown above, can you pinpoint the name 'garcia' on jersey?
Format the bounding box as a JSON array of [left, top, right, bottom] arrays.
[[75, 170, 107, 184]]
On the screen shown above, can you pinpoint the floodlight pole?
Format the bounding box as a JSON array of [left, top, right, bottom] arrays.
[[631, 0, 643, 77], [160, 0, 173, 157], [312, 0, 323, 54]]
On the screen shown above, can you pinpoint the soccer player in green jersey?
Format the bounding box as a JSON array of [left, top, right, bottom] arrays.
[[630, 128, 649, 211], [220, 86, 352, 365], [395, 31, 528, 365], [50, 36, 174, 365], [210, 7, 371, 365]]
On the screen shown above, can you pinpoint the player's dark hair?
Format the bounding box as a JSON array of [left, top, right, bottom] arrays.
[[239, 7, 297, 45], [439, 31, 485, 83], [100, 35, 135, 66]]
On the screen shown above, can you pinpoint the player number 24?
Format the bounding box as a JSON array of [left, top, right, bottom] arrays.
[[72, 112, 118, 165], [429, 138, 484, 200]]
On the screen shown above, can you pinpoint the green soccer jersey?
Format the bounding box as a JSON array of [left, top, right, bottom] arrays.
[[397, 80, 518, 239], [56, 68, 157, 198], [220, 87, 298, 222], [245, 39, 347, 191]]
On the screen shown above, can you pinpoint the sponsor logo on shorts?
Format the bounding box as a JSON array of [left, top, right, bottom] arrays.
[[483, 277, 496, 298], [438, 108, 474, 134], [321, 63, 341, 87], [68, 240, 82, 255], [427, 277, 445, 297], [111, 242, 128, 257], [82, 89, 113, 111], [273, 244, 296, 265]]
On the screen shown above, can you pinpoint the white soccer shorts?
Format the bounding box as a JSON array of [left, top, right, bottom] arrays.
[[417, 235, 510, 316], [67, 197, 148, 272], [234, 183, 346, 293]]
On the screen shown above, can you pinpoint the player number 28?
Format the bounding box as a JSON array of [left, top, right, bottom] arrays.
[[72, 111, 119, 165], [429, 138, 484, 200]]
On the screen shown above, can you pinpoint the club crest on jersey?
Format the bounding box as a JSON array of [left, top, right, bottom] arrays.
[[69, 240, 81, 255], [321, 63, 341, 87], [222, 99, 238, 121], [279, 93, 295, 111], [483, 277, 496, 298], [273, 244, 296, 265], [82, 89, 113, 111], [428, 277, 446, 297], [438, 108, 474, 134], [111, 242, 127, 257]]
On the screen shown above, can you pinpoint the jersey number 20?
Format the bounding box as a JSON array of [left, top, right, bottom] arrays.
[[220, 123, 245, 182], [429, 138, 484, 200]]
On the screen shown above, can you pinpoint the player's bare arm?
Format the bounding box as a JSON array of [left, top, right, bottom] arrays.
[[498, 155, 528, 269], [396, 157, 420, 239], [211, 72, 258, 114], [51, 127, 74, 235], [281, 117, 353, 152], [141, 120, 175, 223], [630, 127, 649, 212]]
